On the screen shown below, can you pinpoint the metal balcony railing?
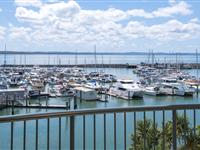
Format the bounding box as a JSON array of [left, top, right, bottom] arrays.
[[1, 104, 200, 150]]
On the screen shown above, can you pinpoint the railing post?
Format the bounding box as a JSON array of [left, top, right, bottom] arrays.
[[162, 110, 165, 150], [124, 112, 126, 150], [114, 112, 116, 150], [172, 109, 177, 150], [23, 120, 26, 150], [47, 118, 50, 150], [144, 111, 146, 149], [93, 114, 96, 150], [104, 114, 106, 150], [58, 117, 61, 150], [10, 122, 14, 150], [36, 119, 38, 150], [83, 115, 86, 150], [70, 115, 75, 150]]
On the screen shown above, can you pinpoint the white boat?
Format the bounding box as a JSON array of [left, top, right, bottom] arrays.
[[30, 78, 44, 89], [159, 82, 195, 96], [74, 87, 100, 101], [83, 82, 101, 90], [109, 79, 143, 99], [144, 86, 163, 96]]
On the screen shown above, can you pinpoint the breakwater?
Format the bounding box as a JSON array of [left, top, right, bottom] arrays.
[[1, 64, 137, 68], [1, 63, 200, 69]]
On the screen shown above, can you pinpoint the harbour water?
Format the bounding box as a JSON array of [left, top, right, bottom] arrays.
[[0, 67, 200, 149], [1, 68, 199, 116], [1, 53, 200, 65]]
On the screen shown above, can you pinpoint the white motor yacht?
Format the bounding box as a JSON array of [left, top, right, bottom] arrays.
[[109, 79, 143, 99]]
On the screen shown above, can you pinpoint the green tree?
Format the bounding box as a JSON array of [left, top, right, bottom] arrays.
[[129, 115, 200, 150], [129, 119, 161, 150]]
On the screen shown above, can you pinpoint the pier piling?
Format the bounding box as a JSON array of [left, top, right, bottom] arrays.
[[74, 96, 77, 109], [66, 102, 69, 110], [11, 100, 14, 115], [80, 91, 82, 103], [25, 96, 28, 107]]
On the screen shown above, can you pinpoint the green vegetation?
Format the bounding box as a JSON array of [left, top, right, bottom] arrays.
[[129, 115, 200, 150]]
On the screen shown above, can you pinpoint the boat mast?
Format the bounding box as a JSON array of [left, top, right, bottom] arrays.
[[151, 50, 154, 67], [20, 55, 22, 65], [176, 52, 178, 71], [4, 43, 7, 67], [196, 49, 199, 80], [48, 53, 50, 65], [75, 50, 78, 67], [24, 54, 26, 67], [94, 45, 97, 71], [13, 55, 16, 65], [84, 57, 86, 71]]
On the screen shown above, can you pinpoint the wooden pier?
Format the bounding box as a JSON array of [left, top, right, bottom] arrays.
[[13, 104, 67, 109]]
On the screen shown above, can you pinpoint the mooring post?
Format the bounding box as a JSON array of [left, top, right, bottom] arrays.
[[105, 89, 108, 102], [39, 90, 41, 101], [6, 95, 8, 107], [12, 100, 14, 115], [74, 95, 77, 109], [128, 91, 130, 100], [25, 95, 28, 107], [46, 98, 48, 108], [66, 102, 69, 110], [80, 91, 82, 103]]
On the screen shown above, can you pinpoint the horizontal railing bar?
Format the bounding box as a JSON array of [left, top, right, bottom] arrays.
[[1, 104, 200, 123]]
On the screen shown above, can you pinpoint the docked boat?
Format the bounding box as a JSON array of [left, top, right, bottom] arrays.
[[28, 89, 49, 98], [109, 79, 143, 99], [30, 78, 44, 89], [74, 87, 100, 101], [144, 86, 163, 96], [159, 82, 195, 96]]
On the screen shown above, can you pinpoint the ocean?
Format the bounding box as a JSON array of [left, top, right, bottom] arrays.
[[0, 53, 199, 65]]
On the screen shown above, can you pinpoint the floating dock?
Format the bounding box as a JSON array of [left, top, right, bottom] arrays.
[[13, 104, 67, 109]]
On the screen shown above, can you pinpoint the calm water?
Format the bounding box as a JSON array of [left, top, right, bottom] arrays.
[[0, 68, 200, 149], [1, 54, 199, 65]]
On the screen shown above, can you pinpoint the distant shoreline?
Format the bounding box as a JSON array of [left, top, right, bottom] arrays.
[[0, 51, 198, 55]]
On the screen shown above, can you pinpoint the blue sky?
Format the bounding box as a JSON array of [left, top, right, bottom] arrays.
[[0, 0, 200, 52]]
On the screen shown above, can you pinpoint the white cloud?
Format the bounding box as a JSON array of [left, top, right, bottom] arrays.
[[128, 1, 192, 18], [152, 1, 192, 17], [0, 8, 2, 12], [9, 26, 32, 41], [124, 19, 200, 41], [15, 0, 42, 7], [11, 0, 200, 50], [15, 1, 193, 25], [0, 26, 6, 40], [190, 18, 199, 23], [169, 0, 176, 5], [16, 1, 80, 25]]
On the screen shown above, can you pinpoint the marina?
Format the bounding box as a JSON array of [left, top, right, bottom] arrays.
[[1, 0, 200, 148], [1, 55, 200, 149], [0, 65, 200, 113]]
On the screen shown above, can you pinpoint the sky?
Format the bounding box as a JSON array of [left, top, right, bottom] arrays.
[[0, 0, 200, 52]]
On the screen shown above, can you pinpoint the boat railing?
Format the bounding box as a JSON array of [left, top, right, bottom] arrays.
[[1, 104, 200, 149]]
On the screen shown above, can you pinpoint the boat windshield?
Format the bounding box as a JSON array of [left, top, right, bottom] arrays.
[[120, 81, 133, 84]]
